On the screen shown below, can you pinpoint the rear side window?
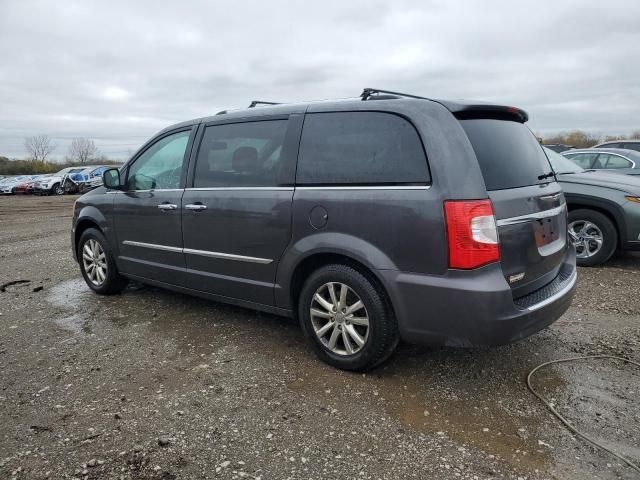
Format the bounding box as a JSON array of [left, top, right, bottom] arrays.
[[296, 112, 429, 185], [564, 152, 598, 169], [600, 153, 632, 169], [194, 120, 288, 188], [460, 119, 551, 191], [624, 142, 640, 152]]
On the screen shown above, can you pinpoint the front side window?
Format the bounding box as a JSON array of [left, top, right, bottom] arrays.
[[127, 130, 190, 190], [564, 153, 598, 169], [296, 112, 429, 185], [600, 154, 632, 169], [193, 120, 288, 188]]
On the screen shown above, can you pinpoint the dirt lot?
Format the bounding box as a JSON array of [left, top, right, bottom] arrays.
[[0, 194, 639, 480]]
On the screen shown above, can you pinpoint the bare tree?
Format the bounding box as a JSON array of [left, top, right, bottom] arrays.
[[25, 134, 55, 161], [630, 130, 640, 140], [68, 138, 98, 164]]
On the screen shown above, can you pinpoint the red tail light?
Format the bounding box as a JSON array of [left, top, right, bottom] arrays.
[[444, 199, 500, 269]]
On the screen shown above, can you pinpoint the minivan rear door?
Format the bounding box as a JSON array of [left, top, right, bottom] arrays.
[[459, 118, 569, 297]]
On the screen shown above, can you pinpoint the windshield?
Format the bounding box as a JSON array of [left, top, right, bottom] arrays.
[[543, 147, 585, 174]]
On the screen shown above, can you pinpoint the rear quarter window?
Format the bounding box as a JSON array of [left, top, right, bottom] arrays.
[[624, 142, 640, 152], [296, 112, 429, 185], [460, 119, 551, 191]]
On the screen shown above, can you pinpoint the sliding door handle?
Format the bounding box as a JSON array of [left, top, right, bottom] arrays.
[[185, 204, 207, 211], [157, 203, 177, 210]]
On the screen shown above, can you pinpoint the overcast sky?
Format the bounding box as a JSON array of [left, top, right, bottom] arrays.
[[1, 0, 639, 160]]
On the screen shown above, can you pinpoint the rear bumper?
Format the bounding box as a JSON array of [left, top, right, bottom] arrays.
[[380, 247, 577, 347]]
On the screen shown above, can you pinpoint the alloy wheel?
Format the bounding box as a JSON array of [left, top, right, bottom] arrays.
[[310, 282, 369, 356], [568, 220, 604, 259], [82, 239, 108, 286]]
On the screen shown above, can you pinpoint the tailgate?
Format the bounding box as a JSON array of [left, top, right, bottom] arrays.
[[490, 185, 567, 297], [459, 117, 568, 297]]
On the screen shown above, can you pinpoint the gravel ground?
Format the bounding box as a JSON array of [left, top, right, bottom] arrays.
[[0, 194, 639, 480]]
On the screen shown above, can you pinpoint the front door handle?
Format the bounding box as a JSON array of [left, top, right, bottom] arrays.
[[184, 204, 207, 211], [158, 203, 177, 210]]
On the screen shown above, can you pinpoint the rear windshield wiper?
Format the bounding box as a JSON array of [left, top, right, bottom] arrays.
[[537, 171, 556, 180]]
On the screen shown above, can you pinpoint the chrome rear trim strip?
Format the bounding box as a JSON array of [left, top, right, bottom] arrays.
[[295, 185, 431, 191], [122, 241, 272, 264], [186, 187, 294, 191], [122, 240, 182, 253], [183, 248, 272, 264], [496, 204, 566, 227]]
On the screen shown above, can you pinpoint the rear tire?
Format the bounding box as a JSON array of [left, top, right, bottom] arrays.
[[568, 209, 617, 267], [78, 228, 128, 294], [52, 183, 62, 195], [298, 264, 398, 371]]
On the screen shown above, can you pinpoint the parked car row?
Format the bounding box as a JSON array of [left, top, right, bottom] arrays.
[[0, 165, 111, 195]]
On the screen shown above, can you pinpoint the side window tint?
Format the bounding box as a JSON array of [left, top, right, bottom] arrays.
[[565, 153, 596, 169], [127, 131, 190, 190], [296, 112, 429, 185], [194, 120, 288, 188], [601, 154, 632, 169], [625, 142, 640, 152]]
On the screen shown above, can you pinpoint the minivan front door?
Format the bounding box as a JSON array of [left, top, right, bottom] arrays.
[[181, 116, 301, 305], [113, 128, 194, 285]]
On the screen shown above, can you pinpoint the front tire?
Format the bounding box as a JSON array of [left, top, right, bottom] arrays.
[[78, 228, 128, 294], [298, 264, 398, 371], [568, 209, 617, 266], [52, 183, 62, 195]]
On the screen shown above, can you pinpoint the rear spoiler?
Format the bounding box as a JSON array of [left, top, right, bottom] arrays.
[[438, 101, 529, 123], [360, 89, 529, 123]]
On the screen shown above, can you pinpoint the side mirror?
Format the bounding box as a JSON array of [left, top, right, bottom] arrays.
[[103, 168, 123, 190]]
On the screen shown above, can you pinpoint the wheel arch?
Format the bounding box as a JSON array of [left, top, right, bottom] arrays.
[[73, 206, 111, 260], [565, 195, 625, 249], [283, 250, 397, 322]]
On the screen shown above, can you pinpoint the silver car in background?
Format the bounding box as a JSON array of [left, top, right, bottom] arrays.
[[562, 148, 640, 176]]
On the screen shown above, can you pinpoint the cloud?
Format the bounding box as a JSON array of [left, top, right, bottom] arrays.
[[0, 0, 638, 159], [102, 86, 131, 101]]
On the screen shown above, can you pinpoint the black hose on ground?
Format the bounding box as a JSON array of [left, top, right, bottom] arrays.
[[527, 355, 640, 475]]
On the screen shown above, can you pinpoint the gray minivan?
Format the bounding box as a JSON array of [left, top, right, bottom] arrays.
[[71, 88, 577, 371]]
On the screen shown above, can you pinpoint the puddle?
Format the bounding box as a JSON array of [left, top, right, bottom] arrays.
[[46, 278, 94, 336], [46, 278, 92, 310], [287, 350, 565, 472], [53, 313, 92, 334]]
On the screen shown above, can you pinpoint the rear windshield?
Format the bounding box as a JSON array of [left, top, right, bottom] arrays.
[[460, 119, 552, 191]]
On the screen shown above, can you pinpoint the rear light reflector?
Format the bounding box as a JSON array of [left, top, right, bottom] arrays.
[[444, 199, 500, 269]]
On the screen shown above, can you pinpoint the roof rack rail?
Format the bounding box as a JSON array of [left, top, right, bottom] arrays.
[[360, 88, 430, 101], [248, 100, 281, 108]]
